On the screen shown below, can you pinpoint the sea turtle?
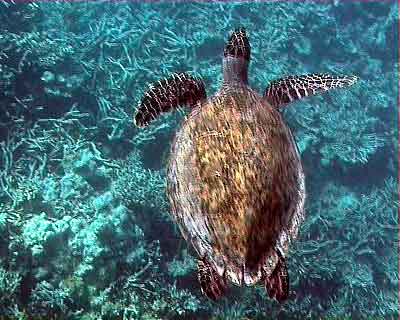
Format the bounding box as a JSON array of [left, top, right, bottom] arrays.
[[134, 27, 357, 302]]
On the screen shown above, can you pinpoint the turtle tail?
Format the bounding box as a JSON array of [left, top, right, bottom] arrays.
[[134, 72, 206, 127]]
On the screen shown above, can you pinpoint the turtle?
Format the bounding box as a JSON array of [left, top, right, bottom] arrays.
[[133, 27, 357, 302]]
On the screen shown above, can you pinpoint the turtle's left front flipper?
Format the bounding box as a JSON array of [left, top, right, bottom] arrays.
[[264, 73, 358, 109], [134, 72, 206, 127]]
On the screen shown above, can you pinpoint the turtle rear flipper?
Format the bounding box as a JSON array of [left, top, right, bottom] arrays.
[[264, 73, 358, 109], [264, 249, 289, 303], [134, 72, 206, 127], [197, 258, 226, 300]]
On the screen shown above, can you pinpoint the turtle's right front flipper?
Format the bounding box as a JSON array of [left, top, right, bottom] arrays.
[[134, 72, 206, 127], [264, 73, 358, 109]]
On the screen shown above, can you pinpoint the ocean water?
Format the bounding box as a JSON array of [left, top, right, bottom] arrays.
[[0, 1, 398, 319]]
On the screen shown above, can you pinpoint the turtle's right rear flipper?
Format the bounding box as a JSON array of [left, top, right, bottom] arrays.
[[134, 72, 206, 127]]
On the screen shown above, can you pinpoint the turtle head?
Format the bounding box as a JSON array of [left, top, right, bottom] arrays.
[[223, 27, 251, 85]]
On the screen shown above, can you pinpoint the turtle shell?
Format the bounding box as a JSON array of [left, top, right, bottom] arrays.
[[167, 84, 305, 286]]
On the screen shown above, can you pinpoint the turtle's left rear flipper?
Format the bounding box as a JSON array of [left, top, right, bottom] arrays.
[[197, 258, 226, 300], [264, 249, 289, 303], [134, 72, 206, 127], [264, 73, 358, 109]]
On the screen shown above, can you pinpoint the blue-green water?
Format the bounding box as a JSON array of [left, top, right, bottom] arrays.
[[0, 1, 398, 319]]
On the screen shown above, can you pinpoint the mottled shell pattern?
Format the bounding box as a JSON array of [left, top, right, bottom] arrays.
[[167, 84, 305, 286]]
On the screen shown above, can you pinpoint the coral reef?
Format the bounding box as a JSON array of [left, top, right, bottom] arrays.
[[0, 1, 397, 319]]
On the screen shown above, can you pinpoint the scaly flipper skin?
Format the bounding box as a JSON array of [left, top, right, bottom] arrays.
[[264, 73, 358, 108], [197, 258, 226, 301], [264, 249, 289, 303], [134, 72, 206, 127]]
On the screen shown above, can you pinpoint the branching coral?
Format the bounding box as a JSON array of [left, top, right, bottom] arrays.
[[0, 267, 21, 308], [287, 90, 386, 167], [112, 149, 168, 212], [319, 98, 386, 166], [285, 178, 398, 318], [167, 248, 196, 278], [22, 213, 71, 258], [28, 280, 72, 317]]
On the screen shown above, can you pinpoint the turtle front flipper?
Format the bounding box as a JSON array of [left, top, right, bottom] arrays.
[[134, 72, 206, 127], [264, 73, 358, 109], [197, 258, 226, 300], [264, 249, 289, 303]]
